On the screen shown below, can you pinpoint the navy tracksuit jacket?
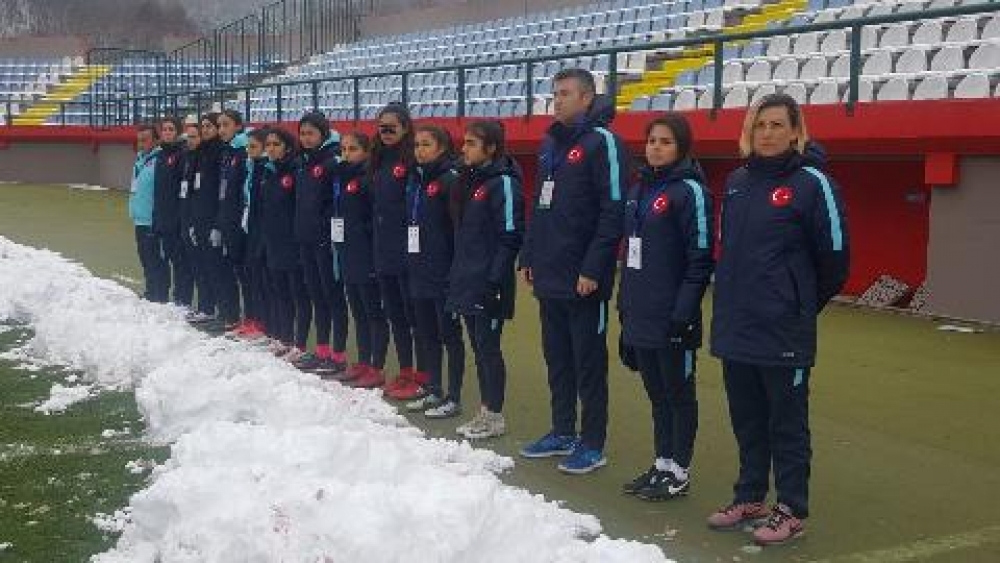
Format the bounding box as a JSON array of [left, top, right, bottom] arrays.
[[294, 135, 341, 245], [334, 161, 376, 285], [618, 158, 715, 350], [710, 143, 850, 368], [406, 156, 461, 300], [371, 145, 411, 277], [260, 156, 302, 271], [520, 95, 628, 301], [446, 155, 525, 320]]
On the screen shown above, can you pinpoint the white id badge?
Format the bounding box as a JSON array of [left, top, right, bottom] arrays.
[[130, 178, 138, 194], [194, 172, 202, 191], [241, 206, 250, 233], [219, 179, 228, 201], [539, 180, 555, 208], [627, 236, 642, 270], [407, 225, 420, 254], [331, 218, 345, 243], [180, 180, 189, 199]]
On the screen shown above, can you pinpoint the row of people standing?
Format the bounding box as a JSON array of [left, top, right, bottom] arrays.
[[128, 66, 849, 547]]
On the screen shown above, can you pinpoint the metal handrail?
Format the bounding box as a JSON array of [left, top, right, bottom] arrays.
[[2, 1, 999, 127]]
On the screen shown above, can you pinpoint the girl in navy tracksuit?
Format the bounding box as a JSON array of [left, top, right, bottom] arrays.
[[370, 103, 424, 391], [618, 113, 714, 502], [446, 120, 524, 439], [153, 116, 193, 308], [708, 94, 849, 545], [400, 125, 466, 414], [215, 110, 248, 329], [294, 112, 348, 375], [179, 121, 217, 321], [261, 128, 312, 357], [186, 114, 227, 327], [334, 132, 390, 389], [239, 128, 272, 340]]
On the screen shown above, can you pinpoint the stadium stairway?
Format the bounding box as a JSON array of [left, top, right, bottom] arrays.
[[12, 64, 112, 126], [617, 0, 808, 110]]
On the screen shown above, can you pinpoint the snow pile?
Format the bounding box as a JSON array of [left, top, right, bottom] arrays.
[[0, 236, 671, 563], [34, 383, 94, 414]]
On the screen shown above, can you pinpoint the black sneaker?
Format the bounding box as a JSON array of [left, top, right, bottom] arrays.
[[637, 471, 690, 501], [200, 318, 228, 333], [293, 352, 323, 372], [622, 466, 661, 495], [311, 358, 348, 378]]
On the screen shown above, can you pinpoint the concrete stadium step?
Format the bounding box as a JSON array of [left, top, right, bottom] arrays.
[[12, 65, 112, 126], [616, 0, 808, 111]]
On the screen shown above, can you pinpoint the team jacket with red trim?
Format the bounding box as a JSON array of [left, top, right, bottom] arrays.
[[294, 134, 340, 244], [710, 143, 850, 368], [446, 156, 525, 320], [370, 145, 411, 276], [618, 159, 715, 350], [405, 156, 461, 300], [152, 140, 186, 235], [260, 155, 301, 271], [520, 95, 629, 301], [217, 132, 249, 244], [333, 161, 377, 285]]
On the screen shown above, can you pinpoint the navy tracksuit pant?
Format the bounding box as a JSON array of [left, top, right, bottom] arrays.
[[463, 314, 505, 413], [185, 230, 216, 316], [413, 298, 465, 402], [539, 297, 610, 450], [270, 267, 312, 348], [346, 281, 389, 369], [135, 226, 169, 303], [245, 256, 270, 326], [300, 243, 349, 352], [195, 227, 240, 324], [377, 274, 415, 371], [635, 347, 699, 468], [723, 360, 811, 518], [160, 230, 193, 307]]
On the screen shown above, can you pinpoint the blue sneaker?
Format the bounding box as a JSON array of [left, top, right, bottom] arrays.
[[557, 445, 607, 475], [520, 432, 578, 459]]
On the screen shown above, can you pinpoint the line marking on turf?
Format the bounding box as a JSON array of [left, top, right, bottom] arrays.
[[808, 524, 1000, 563]]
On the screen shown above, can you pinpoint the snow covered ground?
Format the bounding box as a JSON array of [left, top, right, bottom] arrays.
[[0, 236, 671, 563]]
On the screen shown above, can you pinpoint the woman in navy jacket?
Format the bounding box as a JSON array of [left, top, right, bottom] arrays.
[[618, 113, 714, 502], [186, 114, 226, 328], [332, 132, 391, 390], [446, 120, 524, 440], [261, 128, 312, 358], [370, 103, 423, 393], [398, 125, 466, 414], [294, 112, 348, 375], [707, 94, 850, 545]]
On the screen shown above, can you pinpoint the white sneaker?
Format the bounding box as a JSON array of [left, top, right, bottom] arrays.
[[461, 409, 505, 440], [425, 400, 461, 419], [267, 341, 288, 355], [456, 406, 487, 437], [406, 394, 443, 412], [282, 348, 306, 363]]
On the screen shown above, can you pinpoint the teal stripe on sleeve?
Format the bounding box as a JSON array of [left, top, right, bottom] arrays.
[[683, 179, 709, 250], [803, 166, 844, 252], [594, 127, 622, 202]]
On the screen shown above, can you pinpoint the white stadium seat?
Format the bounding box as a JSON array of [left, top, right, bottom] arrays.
[[954, 73, 993, 98], [913, 75, 950, 99]]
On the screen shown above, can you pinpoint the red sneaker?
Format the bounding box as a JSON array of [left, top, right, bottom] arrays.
[[386, 369, 430, 400], [350, 366, 386, 389], [706, 502, 770, 530], [382, 367, 415, 394], [752, 504, 805, 546], [333, 362, 368, 382], [225, 320, 251, 338], [238, 320, 265, 340]]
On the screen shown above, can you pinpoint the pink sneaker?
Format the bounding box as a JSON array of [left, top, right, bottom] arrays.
[[752, 504, 804, 546], [706, 501, 770, 530]]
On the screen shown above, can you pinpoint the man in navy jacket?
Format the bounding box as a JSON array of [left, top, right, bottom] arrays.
[[519, 68, 628, 474]]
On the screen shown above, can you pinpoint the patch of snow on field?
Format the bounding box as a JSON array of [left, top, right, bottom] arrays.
[[0, 236, 671, 563]]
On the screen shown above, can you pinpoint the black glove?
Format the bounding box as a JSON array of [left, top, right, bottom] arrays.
[[667, 320, 698, 348], [482, 283, 502, 319], [618, 332, 639, 372]]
